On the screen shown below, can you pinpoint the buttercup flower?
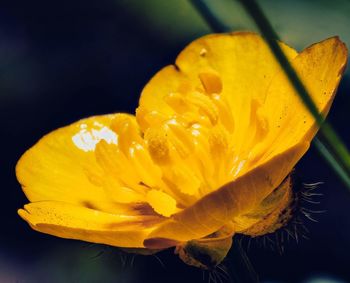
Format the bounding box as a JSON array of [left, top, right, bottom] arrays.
[[17, 32, 347, 269]]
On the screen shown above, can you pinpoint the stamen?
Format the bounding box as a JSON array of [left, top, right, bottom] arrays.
[[211, 93, 235, 132], [110, 114, 143, 155], [146, 189, 178, 217], [164, 92, 190, 114], [208, 126, 234, 187], [132, 69, 248, 206], [169, 165, 201, 196], [198, 70, 223, 94], [136, 107, 167, 131], [104, 180, 144, 203], [186, 91, 219, 125], [95, 140, 138, 188], [208, 126, 229, 158], [94, 140, 147, 198], [128, 143, 162, 188], [144, 127, 170, 165], [165, 119, 195, 158]]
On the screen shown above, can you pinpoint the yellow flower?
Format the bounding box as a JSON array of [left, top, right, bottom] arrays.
[[17, 32, 347, 269]]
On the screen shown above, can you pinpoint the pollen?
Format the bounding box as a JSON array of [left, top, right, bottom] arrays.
[[145, 127, 170, 164], [165, 119, 195, 158]]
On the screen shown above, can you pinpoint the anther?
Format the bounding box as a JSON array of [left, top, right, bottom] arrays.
[[164, 92, 189, 114], [186, 92, 219, 125], [165, 119, 195, 158], [198, 69, 223, 94], [110, 114, 143, 155], [144, 127, 171, 165]]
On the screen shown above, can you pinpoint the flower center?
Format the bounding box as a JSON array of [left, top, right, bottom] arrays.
[[94, 69, 271, 217], [138, 70, 242, 206]]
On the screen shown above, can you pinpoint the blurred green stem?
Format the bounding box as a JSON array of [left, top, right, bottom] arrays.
[[314, 138, 350, 186], [188, 0, 230, 32], [191, 0, 350, 189]]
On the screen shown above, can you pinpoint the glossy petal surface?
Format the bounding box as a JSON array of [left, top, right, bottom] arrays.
[[138, 34, 347, 245], [17, 114, 121, 205], [19, 201, 162, 247], [17, 32, 347, 250]]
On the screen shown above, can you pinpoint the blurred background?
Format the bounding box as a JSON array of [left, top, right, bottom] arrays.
[[1, 0, 350, 282]]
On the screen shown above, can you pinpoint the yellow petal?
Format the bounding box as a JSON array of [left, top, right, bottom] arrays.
[[143, 36, 347, 245], [16, 114, 121, 205], [19, 201, 163, 248], [17, 32, 348, 253], [137, 32, 298, 146], [144, 142, 309, 245], [257, 37, 348, 162]]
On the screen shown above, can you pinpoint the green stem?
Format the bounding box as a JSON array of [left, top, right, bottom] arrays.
[[189, 0, 230, 32], [314, 138, 350, 187]]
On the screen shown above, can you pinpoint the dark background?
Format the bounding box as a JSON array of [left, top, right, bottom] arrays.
[[1, 0, 350, 282]]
